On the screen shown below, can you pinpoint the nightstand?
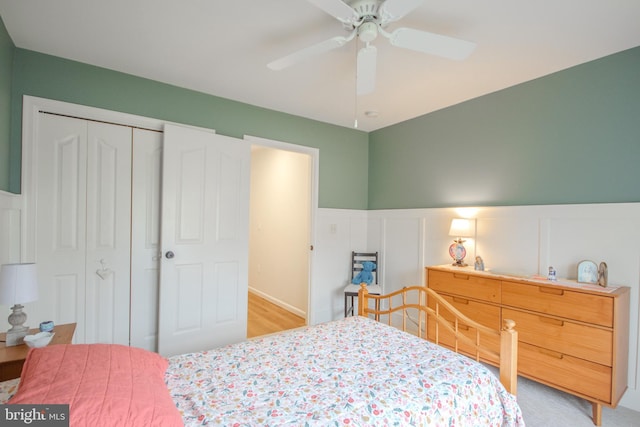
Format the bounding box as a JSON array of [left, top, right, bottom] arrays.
[[0, 323, 76, 381]]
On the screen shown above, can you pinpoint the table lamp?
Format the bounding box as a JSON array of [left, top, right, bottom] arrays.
[[448, 218, 474, 267], [0, 263, 39, 346]]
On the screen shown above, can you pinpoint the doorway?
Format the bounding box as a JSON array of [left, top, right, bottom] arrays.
[[246, 136, 318, 337]]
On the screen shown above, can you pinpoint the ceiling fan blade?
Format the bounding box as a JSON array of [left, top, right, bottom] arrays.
[[307, 0, 360, 25], [388, 27, 476, 60], [357, 45, 377, 95], [379, 0, 424, 23], [267, 33, 355, 70]]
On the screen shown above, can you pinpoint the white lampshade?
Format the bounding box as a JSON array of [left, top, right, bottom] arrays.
[[448, 218, 474, 238], [0, 263, 39, 306]]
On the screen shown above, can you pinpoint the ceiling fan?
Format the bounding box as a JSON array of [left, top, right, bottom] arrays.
[[267, 0, 476, 95]]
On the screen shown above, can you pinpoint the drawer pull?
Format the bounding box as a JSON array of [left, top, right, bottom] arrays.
[[539, 348, 564, 359], [539, 317, 564, 327], [539, 287, 564, 296], [453, 297, 470, 305], [453, 273, 469, 280]]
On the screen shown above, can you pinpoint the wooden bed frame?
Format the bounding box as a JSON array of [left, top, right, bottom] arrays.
[[358, 284, 518, 395]]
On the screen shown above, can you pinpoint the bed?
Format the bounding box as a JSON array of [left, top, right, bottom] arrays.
[[2, 285, 523, 426]]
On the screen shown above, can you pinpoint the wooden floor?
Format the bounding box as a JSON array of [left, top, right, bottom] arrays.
[[247, 292, 306, 338]]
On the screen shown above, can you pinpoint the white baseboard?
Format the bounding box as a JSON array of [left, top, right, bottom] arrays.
[[248, 287, 306, 319]]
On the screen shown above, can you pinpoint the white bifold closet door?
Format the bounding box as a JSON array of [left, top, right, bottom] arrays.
[[130, 128, 163, 351], [35, 114, 132, 344]]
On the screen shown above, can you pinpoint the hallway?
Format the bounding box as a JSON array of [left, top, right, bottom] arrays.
[[247, 292, 306, 338]]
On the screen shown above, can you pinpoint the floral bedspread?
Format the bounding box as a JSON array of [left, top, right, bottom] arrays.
[[166, 316, 525, 426], [0, 378, 19, 404]]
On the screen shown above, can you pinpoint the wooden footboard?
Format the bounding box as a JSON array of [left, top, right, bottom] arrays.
[[358, 284, 518, 395]]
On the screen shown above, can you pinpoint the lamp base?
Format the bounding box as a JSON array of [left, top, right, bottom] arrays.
[[449, 242, 468, 267], [5, 326, 29, 346], [5, 304, 29, 346]]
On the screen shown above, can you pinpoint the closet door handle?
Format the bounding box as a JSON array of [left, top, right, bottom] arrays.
[[165, 251, 175, 259]]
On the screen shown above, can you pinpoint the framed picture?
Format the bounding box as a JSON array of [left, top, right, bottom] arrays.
[[577, 260, 598, 284]]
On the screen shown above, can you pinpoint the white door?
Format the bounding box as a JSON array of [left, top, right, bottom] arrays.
[[130, 129, 163, 351], [34, 114, 88, 336], [158, 124, 251, 357], [84, 122, 132, 344], [34, 114, 132, 344]]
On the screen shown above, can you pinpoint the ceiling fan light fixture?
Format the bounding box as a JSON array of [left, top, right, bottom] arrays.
[[357, 21, 378, 43]]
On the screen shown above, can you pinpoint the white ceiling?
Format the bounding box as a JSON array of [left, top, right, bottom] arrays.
[[1, 0, 639, 132]]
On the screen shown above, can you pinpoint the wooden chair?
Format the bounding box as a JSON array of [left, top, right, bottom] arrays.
[[343, 251, 381, 317]]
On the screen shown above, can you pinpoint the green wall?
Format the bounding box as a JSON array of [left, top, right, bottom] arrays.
[[6, 49, 369, 209], [2, 21, 639, 210], [0, 16, 13, 191], [369, 46, 640, 209]]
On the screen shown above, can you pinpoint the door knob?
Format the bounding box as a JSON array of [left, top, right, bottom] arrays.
[[165, 251, 175, 259]]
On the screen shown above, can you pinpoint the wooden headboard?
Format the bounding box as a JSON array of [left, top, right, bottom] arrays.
[[358, 284, 518, 395]]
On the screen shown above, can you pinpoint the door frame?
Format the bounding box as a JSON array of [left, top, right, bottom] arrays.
[[21, 96, 319, 325], [244, 135, 319, 324]]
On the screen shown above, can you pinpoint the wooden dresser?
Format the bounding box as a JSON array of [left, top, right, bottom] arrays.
[[426, 265, 630, 426]]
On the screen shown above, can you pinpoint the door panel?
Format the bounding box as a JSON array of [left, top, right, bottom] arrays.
[[215, 262, 241, 323], [35, 114, 87, 339], [53, 274, 80, 322], [84, 122, 132, 344], [130, 129, 163, 351], [159, 124, 250, 357], [217, 152, 245, 241], [85, 122, 132, 344], [176, 146, 206, 242], [174, 263, 204, 331], [54, 136, 84, 250]]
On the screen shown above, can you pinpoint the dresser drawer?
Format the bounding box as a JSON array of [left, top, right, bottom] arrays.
[[502, 281, 613, 327], [519, 342, 612, 403], [427, 295, 501, 364], [435, 294, 501, 329], [428, 269, 501, 303], [503, 308, 612, 366]]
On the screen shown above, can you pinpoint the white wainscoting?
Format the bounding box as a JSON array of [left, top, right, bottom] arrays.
[[312, 208, 368, 324], [0, 191, 22, 266], [0, 190, 25, 330], [314, 203, 640, 411], [3, 196, 639, 410]]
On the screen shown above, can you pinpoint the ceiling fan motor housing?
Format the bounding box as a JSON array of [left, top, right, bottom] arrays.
[[350, 0, 379, 18], [343, 0, 380, 27], [348, 0, 381, 42]]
